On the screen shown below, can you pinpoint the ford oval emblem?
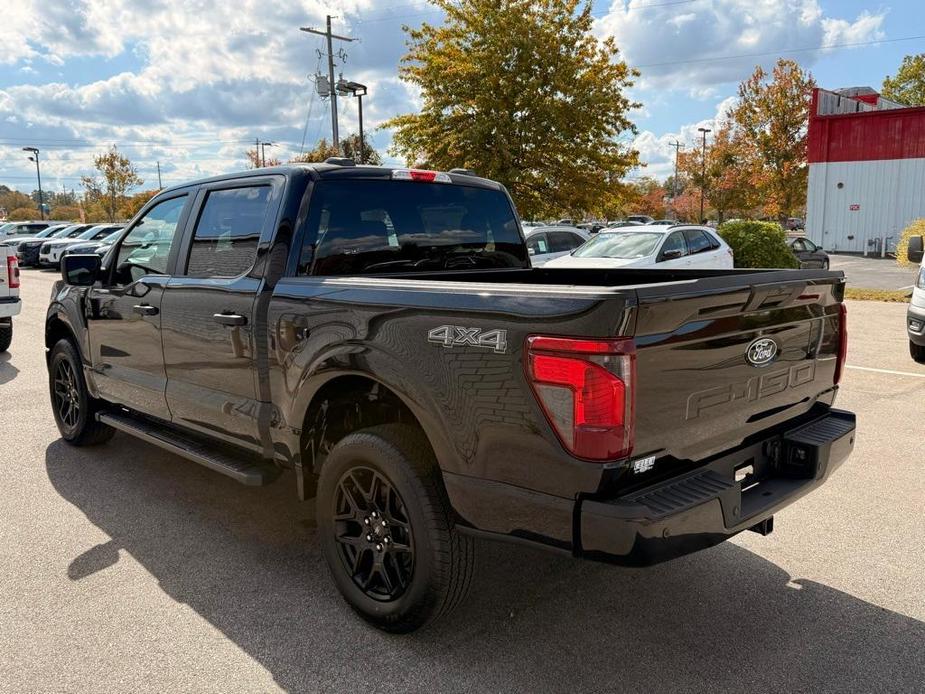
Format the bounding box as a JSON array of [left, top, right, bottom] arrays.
[[746, 337, 778, 367]]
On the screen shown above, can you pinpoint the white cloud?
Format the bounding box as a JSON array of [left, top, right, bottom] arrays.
[[596, 0, 887, 90], [631, 96, 737, 180]]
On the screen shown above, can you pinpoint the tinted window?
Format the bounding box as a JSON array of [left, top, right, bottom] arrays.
[[302, 180, 526, 275], [186, 186, 268, 277], [548, 231, 584, 253], [573, 232, 662, 259], [526, 233, 549, 255], [790, 239, 807, 252], [685, 229, 713, 254], [659, 231, 688, 259], [114, 195, 187, 285], [803, 239, 817, 252]]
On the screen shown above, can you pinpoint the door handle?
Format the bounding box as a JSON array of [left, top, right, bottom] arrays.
[[133, 304, 159, 316], [213, 313, 247, 326]]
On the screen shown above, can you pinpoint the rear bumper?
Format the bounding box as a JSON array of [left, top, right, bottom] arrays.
[[0, 297, 22, 320], [449, 408, 856, 566], [579, 409, 855, 565], [17, 246, 40, 265]]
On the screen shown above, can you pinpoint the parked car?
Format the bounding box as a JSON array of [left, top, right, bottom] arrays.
[[48, 163, 852, 633], [606, 220, 644, 228], [524, 225, 590, 266], [906, 235, 925, 363], [39, 224, 124, 268], [0, 220, 52, 240], [649, 219, 679, 226], [28, 225, 96, 267], [787, 236, 830, 269], [626, 214, 655, 224], [546, 224, 734, 270], [13, 224, 73, 266], [0, 245, 20, 351], [786, 217, 805, 231], [62, 229, 125, 258], [576, 221, 607, 234]]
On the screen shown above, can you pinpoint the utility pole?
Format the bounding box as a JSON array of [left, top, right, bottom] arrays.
[[301, 17, 356, 152], [156, 161, 163, 189], [697, 127, 711, 223], [669, 140, 682, 198]]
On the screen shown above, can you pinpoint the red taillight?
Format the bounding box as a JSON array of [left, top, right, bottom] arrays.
[[526, 335, 635, 461], [834, 302, 847, 385], [7, 255, 19, 289]]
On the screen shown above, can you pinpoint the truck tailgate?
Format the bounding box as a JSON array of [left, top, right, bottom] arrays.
[[632, 271, 845, 463]]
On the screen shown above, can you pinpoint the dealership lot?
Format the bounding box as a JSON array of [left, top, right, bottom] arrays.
[[1, 268, 923, 693]]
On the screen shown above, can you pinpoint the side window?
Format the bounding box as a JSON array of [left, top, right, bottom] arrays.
[[548, 232, 583, 253], [526, 234, 549, 255], [186, 186, 268, 278], [685, 229, 713, 255], [803, 239, 818, 252], [791, 239, 807, 252], [114, 195, 187, 285], [659, 231, 688, 260]]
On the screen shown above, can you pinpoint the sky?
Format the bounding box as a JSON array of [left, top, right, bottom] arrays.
[[1, 0, 924, 196]]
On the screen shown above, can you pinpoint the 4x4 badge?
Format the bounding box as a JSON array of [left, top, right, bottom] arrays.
[[746, 337, 778, 367], [428, 325, 508, 353]]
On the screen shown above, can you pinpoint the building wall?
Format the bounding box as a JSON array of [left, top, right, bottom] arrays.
[[806, 157, 925, 253]]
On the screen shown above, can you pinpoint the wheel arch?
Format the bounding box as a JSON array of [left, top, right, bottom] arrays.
[[292, 370, 454, 500]]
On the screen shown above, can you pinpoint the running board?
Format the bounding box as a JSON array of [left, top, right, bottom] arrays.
[[97, 410, 279, 486]]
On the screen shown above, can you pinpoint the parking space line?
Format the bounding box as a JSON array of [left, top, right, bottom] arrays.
[[846, 364, 925, 378]]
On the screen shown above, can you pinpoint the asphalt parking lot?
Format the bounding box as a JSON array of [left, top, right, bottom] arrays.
[[830, 253, 918, 291], [1, 267, 923, 693]]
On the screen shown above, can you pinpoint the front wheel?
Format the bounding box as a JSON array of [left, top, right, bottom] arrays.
[[317, 424, 475, 632], [911, 340, 925, 364], [48, 339, 115, 445], [0, 322, 11, 352]]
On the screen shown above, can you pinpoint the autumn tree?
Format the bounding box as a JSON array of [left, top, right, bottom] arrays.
[[119, 190, 159, 220], [81, 146, 143, 222], [244, 148, 282, 169], [882, 53, 925, 106], [678, 124, 755, 223], [730, 59, 815, 222], [289, 134, 381, 165], [384, 0, 639, 219], [627, 178, 668, 217]]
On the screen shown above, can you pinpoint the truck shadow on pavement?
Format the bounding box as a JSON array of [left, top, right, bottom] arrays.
[[0, 352, 19, 386], [46, 436, 923, 693]]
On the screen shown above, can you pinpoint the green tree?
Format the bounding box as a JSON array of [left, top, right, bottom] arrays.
[[882, 53, 925, 106], [678, 123, 756, 223], [384, 0, 639, 219], [81, 146, 143, 221], [730, 59, 815, 222], [718, 220, 799, 269]]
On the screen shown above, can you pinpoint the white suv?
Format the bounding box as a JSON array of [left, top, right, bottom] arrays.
[[907, 235, 925, 363], [0, 244, 21, 352]]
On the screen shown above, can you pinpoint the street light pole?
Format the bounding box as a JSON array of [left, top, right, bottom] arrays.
[[697, 127, 711, 223], [22, 147, 44, 220], [261, 141, 274, 167], [336, 78, 368, 164]]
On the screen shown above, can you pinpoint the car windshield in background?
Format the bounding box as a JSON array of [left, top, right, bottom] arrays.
[[571, 231, 662, 259], [302, 180, 527, 275]]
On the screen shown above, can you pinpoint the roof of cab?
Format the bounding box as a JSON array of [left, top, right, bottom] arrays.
[[157, 163, 504, 197]]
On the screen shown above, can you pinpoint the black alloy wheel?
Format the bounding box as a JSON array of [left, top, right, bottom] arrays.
[[333, 466, 414, 601], [52, 358, 81, 432]]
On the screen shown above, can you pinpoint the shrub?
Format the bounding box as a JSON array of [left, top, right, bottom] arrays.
[[895, 218, 925, 269], [8, 206, 39, 221], [718, 220, 799, 269]]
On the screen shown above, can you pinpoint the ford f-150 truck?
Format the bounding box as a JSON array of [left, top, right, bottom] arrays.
[[1, 243, 20, 352], [46, 162, 855, 632]]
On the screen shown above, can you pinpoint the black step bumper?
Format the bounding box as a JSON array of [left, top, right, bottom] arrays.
[[578, 409, 856, 565]]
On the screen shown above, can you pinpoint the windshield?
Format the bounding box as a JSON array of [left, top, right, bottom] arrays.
[[301, 180, 528, 275], [571, 231, 663, 259]]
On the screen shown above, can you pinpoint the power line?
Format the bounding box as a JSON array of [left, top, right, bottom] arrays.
[[635, 34, 925, 69]]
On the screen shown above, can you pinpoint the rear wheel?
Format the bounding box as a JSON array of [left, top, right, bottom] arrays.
[[0, 323, 11, 352], [317, 424, 474, 632], [48, 339, 115, 445], [911, 340, 925, 364]]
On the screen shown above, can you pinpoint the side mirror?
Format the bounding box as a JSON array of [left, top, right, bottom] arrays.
[[661, 248, 684, 261], [61, 254, 101, 287], [908, 235, 924, 264]]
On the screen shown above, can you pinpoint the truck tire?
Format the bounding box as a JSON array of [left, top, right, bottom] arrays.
[[48, 338, 115, 446], [911, 340, 925, 364], [0, 323, 11, 353], [317, 423, 475, 633]]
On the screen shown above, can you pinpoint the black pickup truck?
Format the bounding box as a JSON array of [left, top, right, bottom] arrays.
[[46, 163, 855, 632]]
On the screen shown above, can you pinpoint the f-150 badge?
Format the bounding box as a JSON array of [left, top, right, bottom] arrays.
[[427, 325, 508, 353]]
